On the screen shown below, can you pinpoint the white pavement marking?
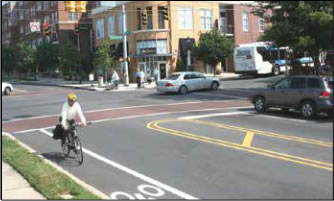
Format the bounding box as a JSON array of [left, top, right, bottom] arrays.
[[13, 106, 253, 134], [178, 111, 254, 120], [4, 101, 216, 123], [192, 92, 247, 99], [255, 114, 309, 123], [220, 88, 254, 93], [39, 129, 198, 200], [2, 131, 109, 199]]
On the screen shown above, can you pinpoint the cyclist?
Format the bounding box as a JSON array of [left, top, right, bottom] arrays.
[[60, 93, 87, 145]]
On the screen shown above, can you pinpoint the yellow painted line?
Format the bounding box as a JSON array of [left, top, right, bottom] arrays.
[[189, 119, 333, 147], [147, 121, 333, 171], [242, 131, 254, 147], [179, 119, 332, 147]]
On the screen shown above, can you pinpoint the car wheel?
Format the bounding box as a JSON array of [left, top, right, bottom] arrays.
[[254, 96, 266, 113], [211, 82, 219, 91], [272, 65, 280, 76], [4, 87, 11, 95], [179, 86, 188, 95], [301, 101, 316, 118]]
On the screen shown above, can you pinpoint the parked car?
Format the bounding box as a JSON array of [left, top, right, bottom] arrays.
[[156, 72, 220, 94], [249, 75, 333, 118], [2, 82, 14, 95]]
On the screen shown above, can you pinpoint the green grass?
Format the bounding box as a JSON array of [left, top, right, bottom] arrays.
[[2, 136, 102, 200]]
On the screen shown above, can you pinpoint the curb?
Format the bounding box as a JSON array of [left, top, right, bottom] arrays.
[[2, 132, 110, 199]]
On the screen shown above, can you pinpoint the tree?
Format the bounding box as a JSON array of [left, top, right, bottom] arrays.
[[194, 29, 234, 75], [2, 47, 19, 79], [92, 39, 114, 84], [34, 41, 59, 80], [16, 43, 36, 76], [59, 42, 81, 81], [254, 1, 333, 74]]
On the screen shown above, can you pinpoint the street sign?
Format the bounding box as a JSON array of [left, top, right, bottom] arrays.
[[125, 31, 133, 35], [110, 35, 123, 40]]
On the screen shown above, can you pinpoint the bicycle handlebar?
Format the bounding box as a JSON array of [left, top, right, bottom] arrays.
[[72, 121, 93, 128]]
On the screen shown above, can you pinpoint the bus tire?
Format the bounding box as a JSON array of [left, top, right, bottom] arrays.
[[272, 65, 280, 76]]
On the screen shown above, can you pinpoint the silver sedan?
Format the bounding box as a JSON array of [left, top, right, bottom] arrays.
[[156, 72, 220, 94]]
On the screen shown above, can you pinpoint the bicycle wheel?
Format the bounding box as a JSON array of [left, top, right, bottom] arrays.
[[73, 136, 83, 164], [61, 137, 70, 157]]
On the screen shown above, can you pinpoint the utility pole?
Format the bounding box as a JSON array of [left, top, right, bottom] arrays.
[[122, 4, 129, 86]]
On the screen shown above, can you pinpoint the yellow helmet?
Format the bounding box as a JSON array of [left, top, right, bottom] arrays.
[[67, 93, 77, 101]]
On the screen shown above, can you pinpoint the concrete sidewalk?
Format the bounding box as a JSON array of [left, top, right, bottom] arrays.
[[2, 161, 45, 200]]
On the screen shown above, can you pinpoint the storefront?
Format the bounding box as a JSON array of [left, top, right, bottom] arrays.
[[134, 39, 170, 81]]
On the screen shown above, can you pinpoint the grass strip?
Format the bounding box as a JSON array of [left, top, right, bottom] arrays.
[[2, 135, 102, 200]]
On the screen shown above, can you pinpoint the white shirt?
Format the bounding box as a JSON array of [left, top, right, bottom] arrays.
[[112, 71, 119, 81], [61, 101, 86, 129]]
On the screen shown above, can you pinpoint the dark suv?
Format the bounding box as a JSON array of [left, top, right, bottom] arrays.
[[250, 75, 333, 118]]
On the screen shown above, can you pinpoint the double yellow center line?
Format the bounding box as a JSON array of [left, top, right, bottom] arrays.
[[147, 119, 332, 171]]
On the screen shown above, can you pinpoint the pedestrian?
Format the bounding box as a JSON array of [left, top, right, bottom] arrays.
[[136, 68, 141, 88], [140, 69, 145, 88], [111, 70, 120, 88], [153, 67, 159, 82]]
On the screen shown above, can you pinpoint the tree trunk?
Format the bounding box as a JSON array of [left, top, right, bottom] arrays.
[[312, 55, 321, 76]]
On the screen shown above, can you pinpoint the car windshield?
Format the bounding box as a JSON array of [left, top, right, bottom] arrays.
[[167, 74, 181, 80]]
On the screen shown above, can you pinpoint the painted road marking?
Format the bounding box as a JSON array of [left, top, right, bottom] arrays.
[[242, 131, 254, 147], [192, 92, 247, 99], [39, 129, 198, 199], [13, 106, 253, 134], [178, 111, 253, 120], [110, 184, 165, 200], [147, 120, 332, 171]]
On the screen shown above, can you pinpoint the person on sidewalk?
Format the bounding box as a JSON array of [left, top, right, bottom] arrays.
[[153, 67, 159, 83], [111, 70, 120, 88], [140, 69, 146, 88], [136, 68, 141, 88]]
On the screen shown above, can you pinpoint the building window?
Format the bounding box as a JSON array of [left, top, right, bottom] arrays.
[[158, 7, 165, 29], [205, 64, 215, 74], [147, 7, 153, 30], [178, 7, 193, 29], [32, 6, 36, 15], [37, 2, 42, 10], [137, 8, 141, 30], [51, 13, 54, 24], [118, 13, 123, 34], [26, 24, 30, 33], [259, 18, 264, 32], [88, 11, 92, 19], [20, 25, 24, 34], [108, 16, 115, 36], [243, 12, 249, 32], [44, 16, 50, 24], [68, 13, 78, 21], [54, 12, 58, 23], [44, 1, 48, 9], [200, 9, 212, 30], [19, 10, 24, 20], [96, 19, 104, 39]]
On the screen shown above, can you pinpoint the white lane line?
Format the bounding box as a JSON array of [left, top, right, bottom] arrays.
[[178, 111, 253, 120], [4, 100, 224, 123], [39, 129, 198, 200], [192, 92, 246, 99], [255, 114, 309, 123], [220, 88, 254, 93], [13, 106, 253, 134]]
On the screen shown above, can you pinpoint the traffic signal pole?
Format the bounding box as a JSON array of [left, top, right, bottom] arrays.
[[122, 4, 129, 86]]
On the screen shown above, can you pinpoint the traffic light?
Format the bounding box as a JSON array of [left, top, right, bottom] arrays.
[[141, 12, 147, 25], [65, 1, 76, 13], [74, 22, 80, 34], [43, 22, 50, 36], [77, 1, 87, 13], [126, 57, 131, 63], [161, 6, 169, 20]]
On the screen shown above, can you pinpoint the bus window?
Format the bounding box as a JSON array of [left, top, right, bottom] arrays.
[[279, 49, 286, 60], [236, 50, 251, 57], [256, 47, 270, 61]]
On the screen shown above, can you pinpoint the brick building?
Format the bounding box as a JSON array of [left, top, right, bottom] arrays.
[[1, 1, 101, 73], [92, 1, 269, 83]]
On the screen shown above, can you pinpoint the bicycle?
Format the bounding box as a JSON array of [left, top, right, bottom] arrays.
[[61, 121, 92, 164]]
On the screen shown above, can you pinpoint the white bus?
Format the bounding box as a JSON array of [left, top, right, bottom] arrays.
[[233, 42, 292, 76]]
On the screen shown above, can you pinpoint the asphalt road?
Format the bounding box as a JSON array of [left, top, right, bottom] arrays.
[[2, 76, 333, 199]]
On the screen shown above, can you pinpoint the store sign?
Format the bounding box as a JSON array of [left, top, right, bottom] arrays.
[[141, 48, 156, 55]]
